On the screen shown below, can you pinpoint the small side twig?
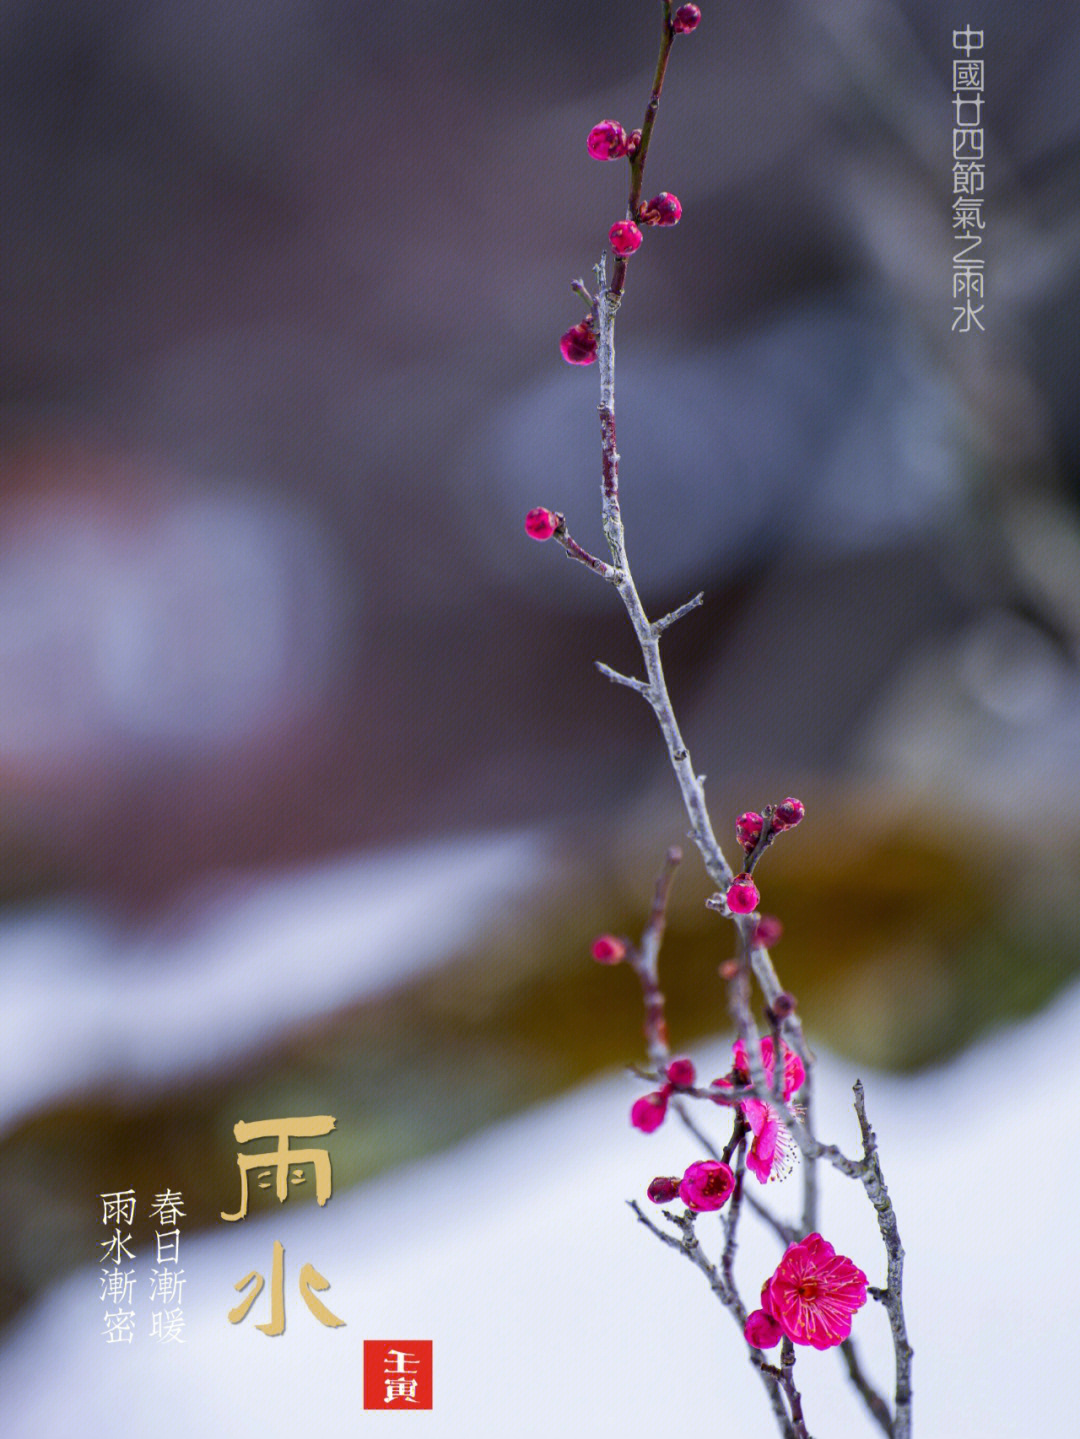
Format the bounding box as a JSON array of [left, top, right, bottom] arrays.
[[853, 1081, 913, 1439], [779, 1338, 811, 1439], [652, 590, 704, 635], [595, 660, 650, 695], [552, 519, 618, 580]]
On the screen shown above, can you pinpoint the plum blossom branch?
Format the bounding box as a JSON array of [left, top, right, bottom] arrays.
[[593, 269, 736, 897], [627, 846, 682, 1067], [778, 1339, 811, 1439], [629, 1199, 796, 1439], [535, 4, 911, 1436], [555, 528, 617, 581], [853, 1081, 913, 1439]]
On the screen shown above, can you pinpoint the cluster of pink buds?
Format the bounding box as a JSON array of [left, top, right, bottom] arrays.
[[630, 1056, 696, 1133], [648, 1158, 735, 1212], [726, 799, 806, 910], [563, 103, 693, 359], [735, 797, 805, 853]]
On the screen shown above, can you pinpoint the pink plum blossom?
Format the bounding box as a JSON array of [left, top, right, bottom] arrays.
[[742, 1096, 797, 1184], [732, 1035, 805, 1100], [762, 1234, 867, 1349], [714, 1037, 805, 1183]]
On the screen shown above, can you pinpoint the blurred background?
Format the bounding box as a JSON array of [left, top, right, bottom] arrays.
[[2, 0, 1079, 1433]]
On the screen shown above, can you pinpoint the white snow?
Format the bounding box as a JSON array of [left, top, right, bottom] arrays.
[[2, 975, 1073, 1439]]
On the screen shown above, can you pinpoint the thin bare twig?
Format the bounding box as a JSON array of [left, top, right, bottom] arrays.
[[779, 1338, 812, 1439], [653, 591, 705, 635], [626, 846, 682, 1066], [552, 519, 617, 580], [595, 661, 649, 694], [853, 1081, 913, 1439], [629, 1201, 796, 1439]]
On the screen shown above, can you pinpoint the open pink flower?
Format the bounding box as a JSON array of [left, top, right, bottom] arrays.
[[762, 1234, 867, 1349], [713, 1037, 805, 1183], [731, 1035, 805, 1100], [742, 1096, 797, 1183]]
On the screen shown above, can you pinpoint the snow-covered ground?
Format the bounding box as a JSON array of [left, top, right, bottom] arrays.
[[0, 829, 549, 1131], [2, 974, 1073, 1439]]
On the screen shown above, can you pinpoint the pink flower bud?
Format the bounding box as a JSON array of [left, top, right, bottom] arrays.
[[718, 958, 740, 982], [639, 192, 682, 227], [678, 1159, 735, 1211], [586, 120, 629, 160], [726, 874, 760, 914], [631, 1090, 670, 1134], [772, 797, 805, 830], [559, 321, 598, 365], [591, 934, 626, 964], [736, 811, 764, 851], [753, 915, 783, 947], [524, 507, 559, 541], [771, 991, 797, 1020], [672, 5, 702, 34], [744, 1308, 783, 1349], [625, 128, 643, 157], [665, 1057, 696, 1087], [647, 1175, 680, 1204], [608, 220, 643, 257]]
